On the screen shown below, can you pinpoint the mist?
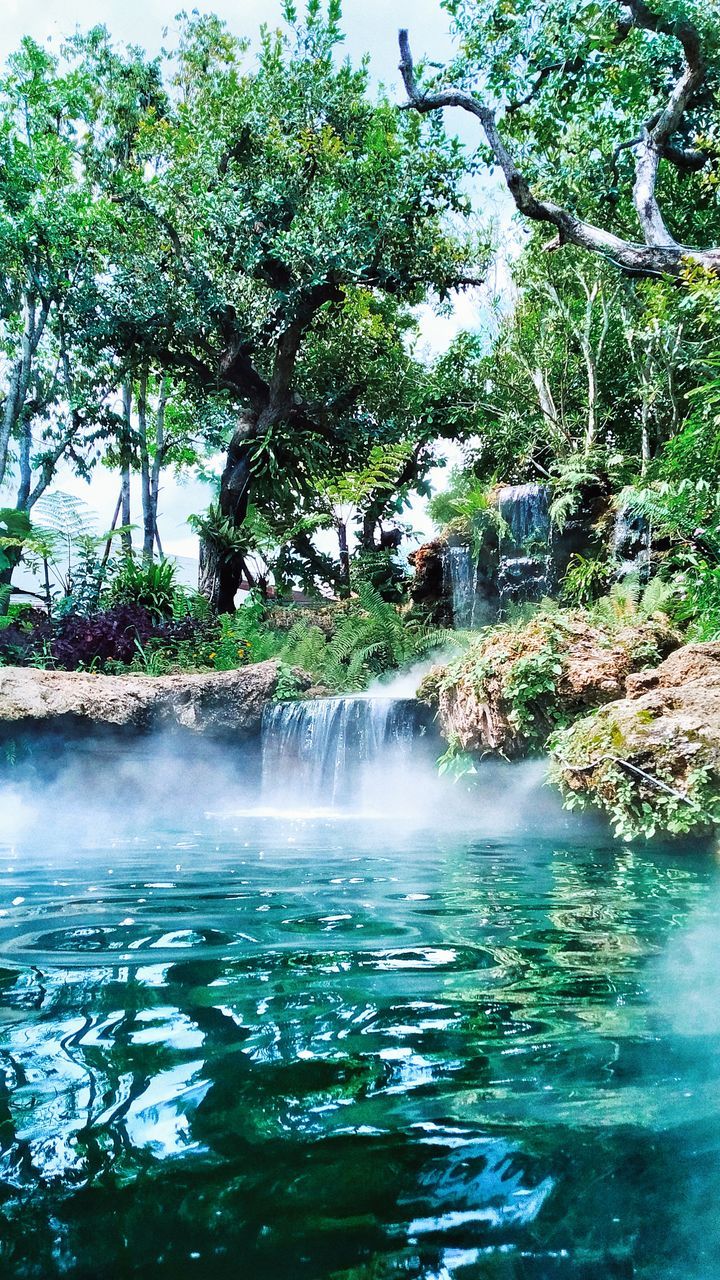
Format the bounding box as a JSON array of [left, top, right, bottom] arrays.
[[0, 717, 597, 855]]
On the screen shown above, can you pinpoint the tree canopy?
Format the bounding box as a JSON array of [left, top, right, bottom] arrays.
[[400, 0, 720, 276]]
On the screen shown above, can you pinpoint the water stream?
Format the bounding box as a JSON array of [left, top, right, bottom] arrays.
[[1, 721, 719, 1278], [443, 546, 480, 630], [261, 696, 431, 810], [497, 483, 553, 609]]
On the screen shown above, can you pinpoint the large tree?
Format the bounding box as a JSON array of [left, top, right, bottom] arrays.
[[399, 0, 720, 278], [84, 5, 484, 610]]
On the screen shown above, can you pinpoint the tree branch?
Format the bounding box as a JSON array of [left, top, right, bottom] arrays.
[[398, 15, 720, 278], [623, 0, 706, 246]]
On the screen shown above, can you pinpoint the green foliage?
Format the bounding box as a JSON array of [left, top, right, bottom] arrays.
[[350, 550, 409, 604], [189, 506, 246, 567], [590, 577, 676, 629], [562, 553, 611, 607], [437, 735, 478, 780], [428, 469, 508, 562], [550, 710, 720, 841], [504, 645, 565, 742], [274, 584, 447, 691], [108, 556, 182, 620], [549, 454, 606, 531], [443, 0, 720, 250]]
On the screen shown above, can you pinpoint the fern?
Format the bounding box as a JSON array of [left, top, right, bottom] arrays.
[[549, 455, 605, 531], [591, 577, 674, 627]]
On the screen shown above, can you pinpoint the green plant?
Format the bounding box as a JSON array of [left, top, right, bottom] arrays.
[[550, 710, 720, 841], [108, 556, 182, 620], [274, 663, 305, 701], [350, 550, 409, 604], [549, 455, 605, 531], [504, 645, 565, 744], [590, 577, 675, 628], [562, 553, 611, 607], [429, 471, 509, 562], [437, 735, 478, 781]]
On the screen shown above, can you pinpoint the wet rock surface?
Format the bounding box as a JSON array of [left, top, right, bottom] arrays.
[[0, 660, 287, 739]]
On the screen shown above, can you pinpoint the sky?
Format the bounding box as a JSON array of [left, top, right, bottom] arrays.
[[2, 0, 506, 586]]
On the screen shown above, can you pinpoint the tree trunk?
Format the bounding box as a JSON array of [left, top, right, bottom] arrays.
[[102, 489, 123, 569], [0, 564, 12, 617], [121, 380, 133, 554], [0, 547, 23, 617], [337, 521, 351, 586], [198, 540, 246, 614], [137, 367, 155, 563], [198, 540, 222, 611], [201, 414, 258, 613]]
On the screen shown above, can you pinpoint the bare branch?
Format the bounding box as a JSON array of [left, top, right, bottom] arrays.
[[398, 14, 720, 279], [622, 1, 706, 245]]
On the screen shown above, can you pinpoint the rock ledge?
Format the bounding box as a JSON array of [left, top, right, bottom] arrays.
[[0, 661, 284, 739]]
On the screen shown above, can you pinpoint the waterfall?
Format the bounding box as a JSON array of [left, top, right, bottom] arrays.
[[496, 483, 552, 608], [612, 505, 651, 582], [443, 546, 479, 629], [261, 696, 431, 811]]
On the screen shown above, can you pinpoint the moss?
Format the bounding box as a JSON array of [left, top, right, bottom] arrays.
[[551, 706, 720, 841]]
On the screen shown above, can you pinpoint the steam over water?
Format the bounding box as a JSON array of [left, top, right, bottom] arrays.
[[1, 720, 720, 1278]]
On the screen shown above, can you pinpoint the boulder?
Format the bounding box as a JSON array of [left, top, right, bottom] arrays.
[[419, 610, 680, 758], [0, 660, 287, 739], [550, 642, 720, 840], [408, 538, 450, 624]]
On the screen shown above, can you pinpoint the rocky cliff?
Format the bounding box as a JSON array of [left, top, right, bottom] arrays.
[[419, 610, 680, 758]]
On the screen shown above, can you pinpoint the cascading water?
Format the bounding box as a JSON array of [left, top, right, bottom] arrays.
[[261, 695, 433, 811], [443, 545, 479, 629], [613, 504, 651, 581], [496, 483, 552, 608]]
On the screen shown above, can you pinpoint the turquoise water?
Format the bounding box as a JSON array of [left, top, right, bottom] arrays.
[[1, 805, 720, 1278]]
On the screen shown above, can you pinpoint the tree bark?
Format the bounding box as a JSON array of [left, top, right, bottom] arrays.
[[121, 380, 133, 554], [202, 413, 260, 612], [337, 521, 351, 586], [198, 539, 247, 614], [137, 367, 155, 562]]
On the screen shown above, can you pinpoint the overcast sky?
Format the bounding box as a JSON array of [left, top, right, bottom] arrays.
[[3, 1, 504, 577], [1, 0, 452, 83]]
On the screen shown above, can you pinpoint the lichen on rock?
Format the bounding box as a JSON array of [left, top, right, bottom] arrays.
[[419, 608, 680, 759], [550, 642, 720, 840]]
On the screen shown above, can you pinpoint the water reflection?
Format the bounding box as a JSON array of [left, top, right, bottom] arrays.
[[1, 821, 719, 1278]]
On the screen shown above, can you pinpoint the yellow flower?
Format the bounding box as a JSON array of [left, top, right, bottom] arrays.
[[209, 652, 216, 659]]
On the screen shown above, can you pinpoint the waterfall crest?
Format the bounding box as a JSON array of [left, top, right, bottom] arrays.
[[261, 696, 431, 811]]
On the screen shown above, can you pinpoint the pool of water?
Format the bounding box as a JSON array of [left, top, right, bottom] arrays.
[[1, 807, 720, 1278]]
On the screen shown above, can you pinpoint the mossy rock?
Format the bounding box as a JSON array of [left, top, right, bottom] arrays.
[[550, 642, 720, 840]]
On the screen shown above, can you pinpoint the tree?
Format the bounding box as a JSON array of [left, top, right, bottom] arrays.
[[83, 5, 484, 611], [399, 0, 720, 278], [0, 39, 120, 606]]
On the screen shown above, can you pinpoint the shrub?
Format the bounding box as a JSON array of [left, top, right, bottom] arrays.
[[562, 553, 611, 607], [350, 550, 409, 603], [107, 556, 182, 620]]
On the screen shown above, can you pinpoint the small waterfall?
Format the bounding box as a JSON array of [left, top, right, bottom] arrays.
[[443, 545, 479, 629], [612, 505, 651, 582], [496, 483, 552, 608], [261, 696, 431, 811]]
